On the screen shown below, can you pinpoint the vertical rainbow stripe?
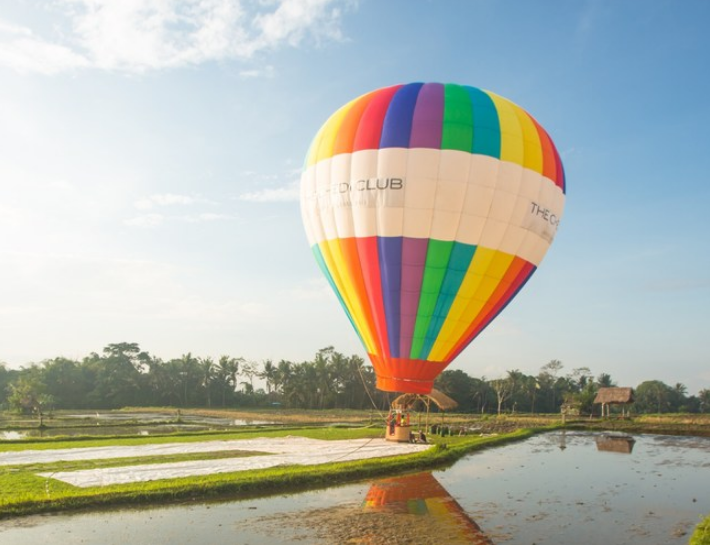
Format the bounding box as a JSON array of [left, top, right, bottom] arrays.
[[305, 82, 565, 192]]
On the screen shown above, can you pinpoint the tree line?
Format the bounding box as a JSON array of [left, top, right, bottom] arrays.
[[1, 342, 708, 416]]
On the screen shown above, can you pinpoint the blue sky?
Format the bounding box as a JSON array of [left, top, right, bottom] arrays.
[[0, 0, 708, 393]]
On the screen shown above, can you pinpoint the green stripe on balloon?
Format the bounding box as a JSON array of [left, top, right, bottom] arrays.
[[442, 83, 474, 152], [410, 239, 454, 359]]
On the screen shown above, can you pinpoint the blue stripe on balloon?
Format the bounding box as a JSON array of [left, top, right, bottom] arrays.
[[378, 236, 403, 358], [419, 242, 477, 359], [467, 87, 501, 158], [380, 83, 424, 148]]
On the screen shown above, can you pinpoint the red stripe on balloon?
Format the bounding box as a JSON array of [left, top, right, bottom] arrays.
[[530, 116, 557, 185], [353, 85, 403, 152], [356, 237, 391, 359]]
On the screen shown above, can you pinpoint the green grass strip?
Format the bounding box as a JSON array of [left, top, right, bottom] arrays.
[[0, 427, 535, 519], [691, 514, 710, 545]]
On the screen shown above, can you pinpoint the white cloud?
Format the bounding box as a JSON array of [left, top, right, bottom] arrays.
[[124, 211, 232, 227], [0, 0, 350, 74], [181, 212, 232, 223], [285, 278, 332, 301], [239, 180, 299, 202], [124, 213, 164, 227], [134, 193, 197, 210], [239, 64, 275, 78], [253, 0, 345, 48], [0, 19, 89, 75], [128, 193, 231, 226]]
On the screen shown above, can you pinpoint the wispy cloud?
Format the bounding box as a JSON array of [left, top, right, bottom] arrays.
[[0, 19, 88, 75], [128, 192, 232, 226], [124, 213, 164, 227], [0, 0, 350, 75], [239, 64, 275, 78], [124, 212, 232, 228], [239, 180, 299, 202], [181, 212, 232, 223], [134, 193, 198, 210]]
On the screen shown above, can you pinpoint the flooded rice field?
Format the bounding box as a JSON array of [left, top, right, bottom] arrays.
[[0, 412, 276, 439], [0, 431, 708, 544]]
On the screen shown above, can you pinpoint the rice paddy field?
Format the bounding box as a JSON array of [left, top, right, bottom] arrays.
[[0, 409, 709, 544]]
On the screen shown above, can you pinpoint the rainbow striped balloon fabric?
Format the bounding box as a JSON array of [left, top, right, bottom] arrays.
[[300, 82, 565, 394]]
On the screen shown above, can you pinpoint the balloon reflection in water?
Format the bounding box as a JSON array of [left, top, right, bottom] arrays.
[[362, 472, 493, 544]]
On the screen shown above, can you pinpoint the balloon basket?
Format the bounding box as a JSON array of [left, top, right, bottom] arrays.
[[385, 424, 412, 443], [385, 409, 412, 442]]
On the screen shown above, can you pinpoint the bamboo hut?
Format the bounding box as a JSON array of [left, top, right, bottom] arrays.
[[594, 387, 634, 417], [391, 389, 458, 436]]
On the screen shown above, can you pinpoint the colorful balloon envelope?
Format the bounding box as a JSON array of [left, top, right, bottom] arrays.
[[300, 83, 566, 394]]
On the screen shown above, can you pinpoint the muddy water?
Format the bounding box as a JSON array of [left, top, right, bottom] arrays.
[[0, 431, 707, 545]]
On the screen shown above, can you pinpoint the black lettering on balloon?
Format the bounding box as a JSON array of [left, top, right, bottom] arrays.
[[328, 178, 406, 195], [530, 201, 560, 227]]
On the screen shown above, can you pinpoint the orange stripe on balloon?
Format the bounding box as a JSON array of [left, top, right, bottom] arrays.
[[337, 237, 383, 357], [369, 353, 448, 394], [318, 239, 375, 353], [331, 91, 378, 157]]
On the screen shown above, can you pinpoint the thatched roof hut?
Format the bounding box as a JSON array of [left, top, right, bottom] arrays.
[[391, 389, 458, 432], [594, 387, 634, 417], [594, 387, 634, 405], [391, 389, 458, 412]]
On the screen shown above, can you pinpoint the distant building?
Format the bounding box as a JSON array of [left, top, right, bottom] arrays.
[[594, 387, 635, 417]]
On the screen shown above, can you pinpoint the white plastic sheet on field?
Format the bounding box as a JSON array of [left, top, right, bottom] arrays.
[[0, 436, 430, 488]]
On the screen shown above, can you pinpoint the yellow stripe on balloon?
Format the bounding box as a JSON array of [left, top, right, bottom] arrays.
[[319, 239, 377, 353], [487, 93, 524, 166], [428, 248, 514, 361], [509, 102, 543, 173], [306, 97, 359, 167]]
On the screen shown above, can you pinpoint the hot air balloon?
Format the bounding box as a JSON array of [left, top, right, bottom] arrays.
[[300, 82, 565, 394]]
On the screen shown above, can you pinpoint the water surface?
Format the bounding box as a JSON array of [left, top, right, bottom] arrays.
[[0, 431, 707, 544]]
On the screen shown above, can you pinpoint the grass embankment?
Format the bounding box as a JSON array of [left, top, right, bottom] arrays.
[[691, 515, 710, 545], [0, 424, 537, 519]]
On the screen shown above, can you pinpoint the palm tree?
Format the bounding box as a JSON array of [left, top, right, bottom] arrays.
[[199, 357, 215, 407], [274, 359, 292, 395], [596, 373, 615, 388], [177, 353, 201, 407], [539, 360, 564, 411], [259, 359, 276, 395], [216, 356, 241, 406]]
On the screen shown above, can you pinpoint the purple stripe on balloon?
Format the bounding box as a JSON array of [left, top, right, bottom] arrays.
[[378, 236, 402, 358], [399, 237, 429, 358], [410, 83, 444, 149]]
